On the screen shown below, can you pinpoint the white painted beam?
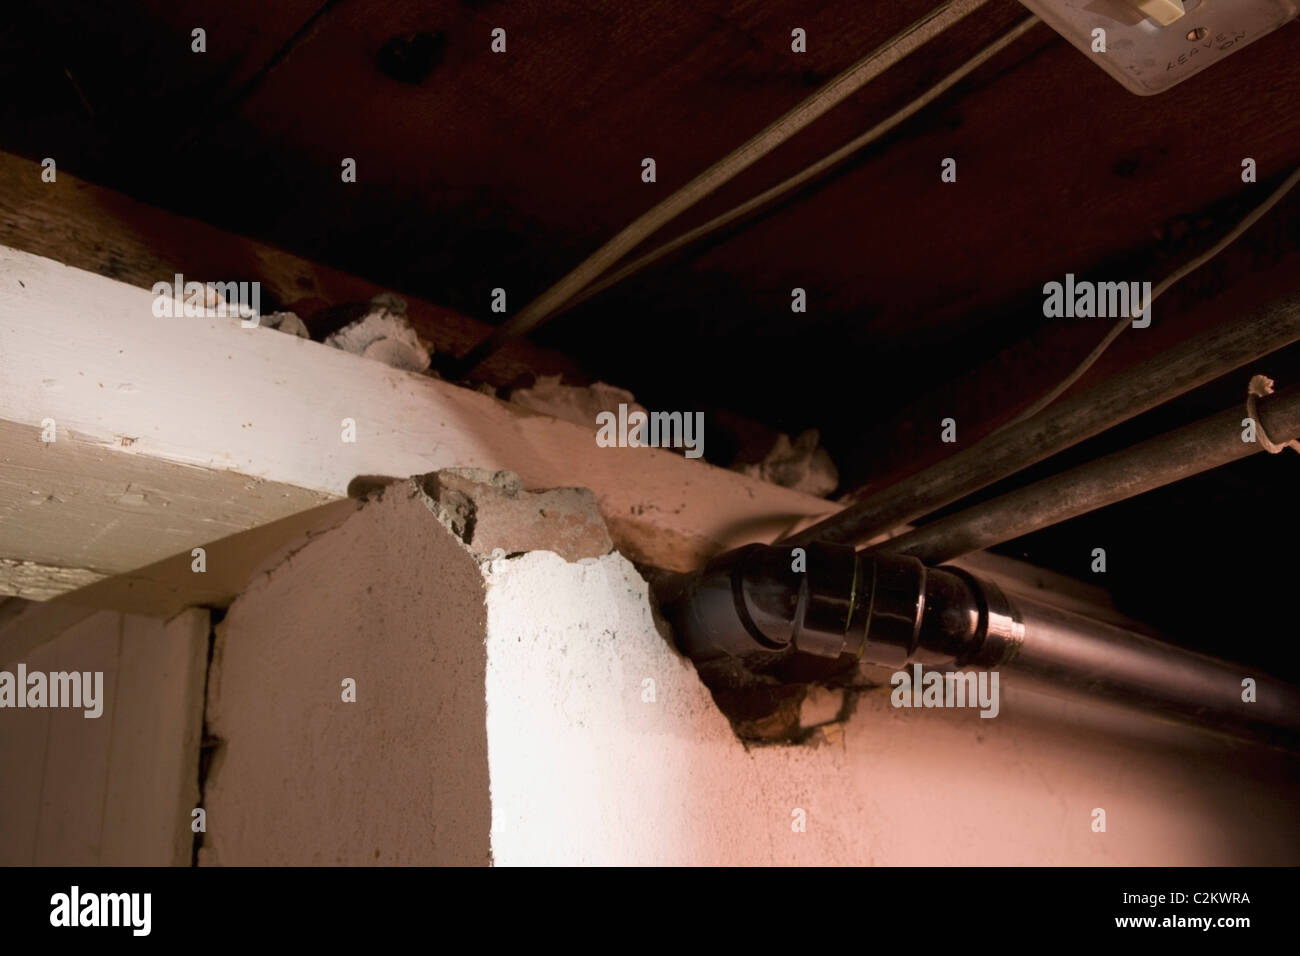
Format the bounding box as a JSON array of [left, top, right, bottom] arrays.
[[0, 245, 838, 604]]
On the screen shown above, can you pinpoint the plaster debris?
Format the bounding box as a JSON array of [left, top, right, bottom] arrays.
[[416, 468, 612, 563], [261, 311, 310, 338], [734, 429, 838, 497], [507, 375, 646, 431], [323, 294, 431, 371]]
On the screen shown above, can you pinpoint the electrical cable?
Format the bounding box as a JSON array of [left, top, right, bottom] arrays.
[[996, 164, 1300, 431], [551, 15, 1042, 321], [446, 0, 993, 377], [785, 166, 1300, 549]]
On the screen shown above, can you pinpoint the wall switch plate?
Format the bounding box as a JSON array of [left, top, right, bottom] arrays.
[[1017, 0, 1298, 95]]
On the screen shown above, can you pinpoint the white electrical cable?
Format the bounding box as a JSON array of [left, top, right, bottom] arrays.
[[999, 164, 1300, 431], [451, 0, 994, 374], [556, 15, 1041, 319]]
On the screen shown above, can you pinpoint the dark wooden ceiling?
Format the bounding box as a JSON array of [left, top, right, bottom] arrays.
[[3, 0, 1299, 669]]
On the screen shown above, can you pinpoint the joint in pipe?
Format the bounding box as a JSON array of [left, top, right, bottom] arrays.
[[669, 544, 1300, 747]]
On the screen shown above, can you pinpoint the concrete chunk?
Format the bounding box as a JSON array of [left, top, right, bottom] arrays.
[[417, 468, 612, 562]]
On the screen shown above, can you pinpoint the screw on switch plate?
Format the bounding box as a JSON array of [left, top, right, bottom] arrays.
[[1017, 0, 1298, 94]]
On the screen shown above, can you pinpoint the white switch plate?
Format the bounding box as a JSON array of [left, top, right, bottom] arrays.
[[1017, 0, 1298, 95]]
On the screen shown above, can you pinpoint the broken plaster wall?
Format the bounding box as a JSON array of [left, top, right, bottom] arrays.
[[199, 479, 492, 865], [200, 471, 1300, 866]]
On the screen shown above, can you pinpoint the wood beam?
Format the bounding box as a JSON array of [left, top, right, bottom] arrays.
[[0, 245, 839, 607], [0, 150, 580, 387]]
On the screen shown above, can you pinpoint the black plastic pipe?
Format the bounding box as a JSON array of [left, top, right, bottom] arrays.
[[672, 543, 1300, 748]]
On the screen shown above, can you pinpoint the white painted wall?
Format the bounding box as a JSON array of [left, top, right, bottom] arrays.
[[203, 474, 1300, 865], [484, 550, 1300, 865], [199, 483, 493, 866]]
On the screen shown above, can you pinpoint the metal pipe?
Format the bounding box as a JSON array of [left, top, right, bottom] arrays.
[[669, 542, 1300, 747], [883, 382, 1300, 565], [993, 594, 1300, 744], [784, 292, 1300, 547]]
